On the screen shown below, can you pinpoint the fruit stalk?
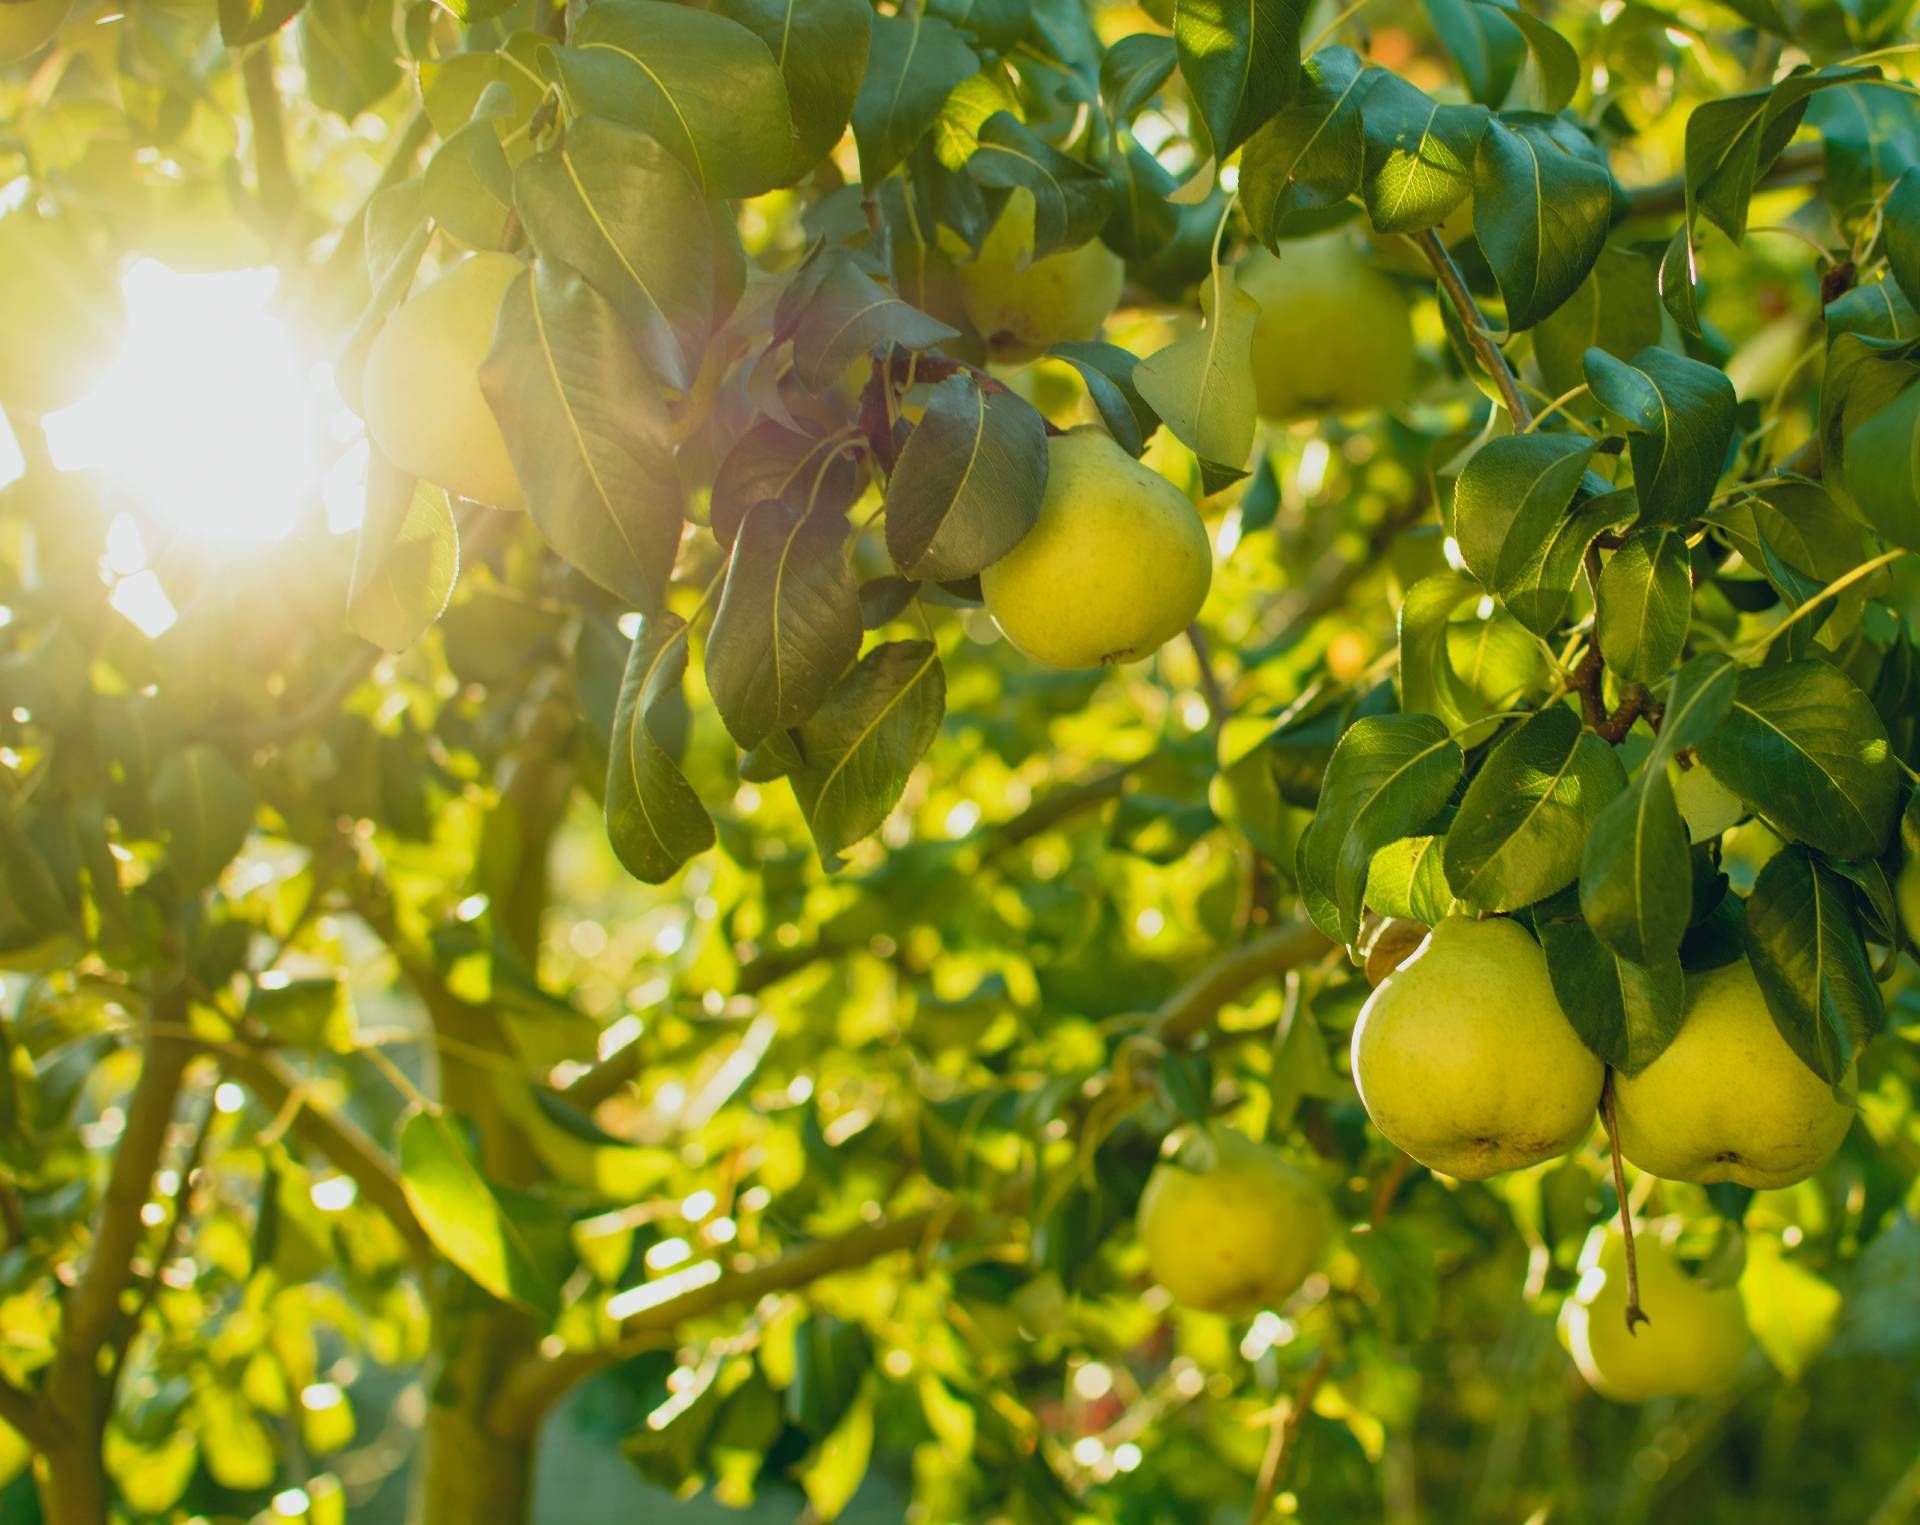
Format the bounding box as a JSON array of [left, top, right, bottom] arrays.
[[1413, 227, 1532, 429], [1601, 1077, 1650, 1334]]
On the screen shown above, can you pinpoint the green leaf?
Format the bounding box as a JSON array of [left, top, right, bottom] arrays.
[[1583, 345, 1736, 525], [1102, 130, 1182, 260], [348, 455, 459, 654], [798, 1385, 875, 1521], [1450, 431, 1597, 589], [1425, 0, 1525, 108], [1579, 765, 1691, 963], [1474, 114, 1612, 330], [851, 11, 979, 187], [1686, 66, 1880, 246], [1366, 835, 1454, 923], [606, 616, 716, 885], [707, 502, 862, 749], [1888, 166, 1920, 313], [1536, 909, 1686, 1073], [422, 117, 515, 251], [1100, 33, 1177, 123], [1845, 382, 1920, 551], [1502, 5, 1580, 114], [1694, 661, 1899, 861], [1496, 485, 1632, 637], [152, 746, 255, 894], [513, 116, 718, 393], [711, 0, 872, 181], [789, 258, 960, 394], [1240, 46, 1368, 249], [1532, 247, 1662, 399], [1659, 225, 1703, 337], [397, 1111, 562, 1316], [1443, 705, 1627, 912], [1595, 527, 1692, 684], [711, 423, 864, 546], [1808, 85, 1920, 225], [885, 374, 1048, 581], [964, 113, 1111, 261], [1358, 71, 1486, 234], [1397, 571, 1542, 732], [220, 0, 305, 48], [1743, 846, 1883, 1084], [248, 976, 353, 1051], [792, 641, 947, 864], [1296, 713, 1464, 942], [481, 261, 685, 614], [1048, 340, 1160, 456], [1133, 262, 1259, 483], [298, 0, 402, 121], [1174, 0, 1312, 158], [555, 0, 795, 198]]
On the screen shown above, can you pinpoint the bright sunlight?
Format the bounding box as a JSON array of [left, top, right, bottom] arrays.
[[41, 260, 334, 546]]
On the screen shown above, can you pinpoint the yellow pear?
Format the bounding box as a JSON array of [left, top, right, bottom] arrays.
[[1673, 761, 1745, 843], [0, 211, 125, 415], [1350, 915, 1603, 1179], [1239, 233, 1415, 420], [0, 0, 69, 61], [1611, 959, 1854, 1189], [979, 427, 1210, 667], [957, 194, 1125, 362], [1137, 1131, 1331, 1314], [1560, 1220, 1753, 1402], [362, 252, 526, 511]]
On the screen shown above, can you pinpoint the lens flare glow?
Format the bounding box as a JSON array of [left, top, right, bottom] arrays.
[[42, 260, 330, 544]]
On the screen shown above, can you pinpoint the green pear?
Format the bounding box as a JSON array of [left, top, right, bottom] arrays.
[[957, 194, 1125, 362], [1673, 760, 1745, 843], [1611, 958, 1853, 1188], [1137, 1131, 1331, 1314], [0, 211, 126, 415], [1559, 1220, 1753, 1402], [1239, 233, 1415, 420], [1351, 915, 1603, 1179], [362, 252, 526, 512], [979, 428, 1211, 667], [0, 0, 69, 61]]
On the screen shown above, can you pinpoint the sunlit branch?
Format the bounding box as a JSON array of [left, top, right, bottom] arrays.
[[1414, 228, 1533, 430]]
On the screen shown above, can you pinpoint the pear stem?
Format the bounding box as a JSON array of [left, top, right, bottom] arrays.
[[1601, 1076, 1651, 1335], [1412, 228, 1532, 430]]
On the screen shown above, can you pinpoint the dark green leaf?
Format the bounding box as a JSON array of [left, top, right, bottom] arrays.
[[885, 374, 1048, 581], [852, 11, 979, 186], [606, 616, 715, 885], [1099, 33, 1177, 123], [1650, 652, 1739, 768], [1537, 911, 1686, 1073], [789, 258, 960, 393], [1694, 661, 1899, 860], [1496, 486, 1633, 637], [1358, 70, 1487, 234], [712, 0, 872, 181], [1240, 46, 1368, 249], [220, 0, 305, 48], [481, 261, 685, 614], [1845, 382, 1920, 551], [1580, 765, 1691, 963], [1102, 130, 1181, 260], [1743, 845, 1883, 1084], [1474, 114, 1612, 330], [1887, 166, 1920, 312], [710, 423, 864, 546], [423, 118, 514, 251], [1595, 527, 1692, 684], [556, 0, 795, 198], [1048, 340, 1160, 456], [1175, 0, 1313, 158], [792, 641, 947, 864], [1503, 5, 1580, 114], [1444, 706, 1627, 912], [1450, 431, 1597, 589], [298, 0, 402, 120], [707, 502, 862, 749], [1425, 0, 1524, 108], [1532, 248, 1662, 398], [514, 116, 717, 393], [152, 746, 255, 894], [965, 113, 1110, 261], [1296, 713, 1464, 941], [1584, 345, 1736, 525]]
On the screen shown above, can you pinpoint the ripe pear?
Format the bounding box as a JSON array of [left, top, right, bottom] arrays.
[[979, 427, 1211, 667], [362, 252, 526, 511], [0, 0, 69, 61], [1137, 1131, 1331, 1314], [1673, 760, 1745, 843], [1611, 958, 1854, 1189], [1560, 1220, 1753, 1403], [1239, 234, 1415, 420], [0, 211, 126, 415], [957, 195, 1125, 362], [1350, 915, 1603, 1179]]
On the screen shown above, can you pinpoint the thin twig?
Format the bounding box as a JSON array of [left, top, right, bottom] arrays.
[[1601, 1077, 1649, 1334], [1414, 228, 1532, 430], [1187, 624, 1230, 733]]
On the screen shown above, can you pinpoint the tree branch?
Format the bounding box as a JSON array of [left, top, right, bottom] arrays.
[[487, 1206, 966, 1435], [241, 42, 296, 227], [0, 1376, 56, 1451], [1621, 141, 1823, 222], [1154, 920, 1335, 1046], [1415, 227, 1533, 430]]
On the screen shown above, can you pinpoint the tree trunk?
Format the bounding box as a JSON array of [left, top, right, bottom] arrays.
[[35, 1435, 110, 1525], [413, 1297, 542, 1525]]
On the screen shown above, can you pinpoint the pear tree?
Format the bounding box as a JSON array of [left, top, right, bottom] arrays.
[[2, 0, 1920, 1522]]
